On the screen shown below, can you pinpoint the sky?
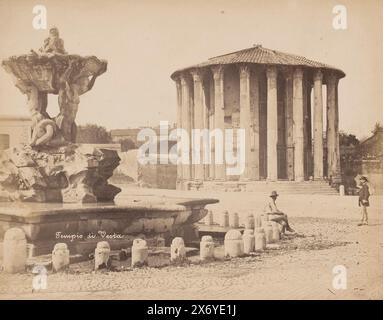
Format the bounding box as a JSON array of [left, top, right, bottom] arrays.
[[0, 0, 382, 139]]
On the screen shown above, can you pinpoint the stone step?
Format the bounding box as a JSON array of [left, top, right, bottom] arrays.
[[198, 181, 338, 195]]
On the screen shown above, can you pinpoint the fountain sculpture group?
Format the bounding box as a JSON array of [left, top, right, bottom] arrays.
[[0, 28, 217, 258], [1, 27, 120, 203]]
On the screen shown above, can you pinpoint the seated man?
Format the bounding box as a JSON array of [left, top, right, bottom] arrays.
[[264, 191, 295, 233]]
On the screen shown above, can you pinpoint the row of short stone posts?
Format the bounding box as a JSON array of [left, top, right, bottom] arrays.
[[1, 228, 149, 273], [2, 228, 71, 273], [223, 214, 282, 258], [206, 210, 282, 235], [2, 228, 190, 272], [3, 226, 281, 273], [95, 239, 151, 269], [205, 210, 241, 228]]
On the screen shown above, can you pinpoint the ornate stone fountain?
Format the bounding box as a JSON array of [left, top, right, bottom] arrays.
[[1, 27, 119, 203], [0, 28, 217, 255]]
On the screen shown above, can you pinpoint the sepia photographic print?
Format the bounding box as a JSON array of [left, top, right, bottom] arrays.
[[0, 0, 382, 307]]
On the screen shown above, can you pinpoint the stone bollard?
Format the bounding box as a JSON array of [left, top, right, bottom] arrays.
[[200, 235, 215, 261], [270, 221, 281, 242], [94, 241, 110, 270], [170, 237, 186, 262], [205, 210, 214, 226], [52, 243, 70, 272], [3, 228, 27, 273], [221, 211, 229, 228], [224, 229, 244, 258], [261, 213, 269, 228], [131, 239, 149, 267], [229, 212, 239, 228], [339, 185, 345, 196], [242, 229, 255, 254], [245, 214, 255, 229], [254, 214, 263, 228], [254, 227, 266, 251], [156, 236, 166, 247], [264, 223, 274, 244]]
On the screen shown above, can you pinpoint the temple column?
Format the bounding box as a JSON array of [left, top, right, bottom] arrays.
[[208, 79, 215, 180], [239, 65, 252, 180], [313, 70, 324, 179], [326, 73, 341, 183], [180, 75, 192, 181], [266, 66, 278, 181], [293, 68, 305, 181], [211, 65, 226, 180], [250, 69, 260, 180], [175, 76, 183, 187], [191, 70, 205, 181], [303, 79, 312, 179], [285, 69, 294, 180]]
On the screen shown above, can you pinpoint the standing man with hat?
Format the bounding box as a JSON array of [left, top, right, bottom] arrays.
[[358, 176, 370, 226], [264, 191, 295, 233]]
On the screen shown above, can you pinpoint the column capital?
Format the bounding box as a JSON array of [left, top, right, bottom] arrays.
[[211, 65, 225, 80], [172, 74, 181, 82], [266, 65, 277, 79], [326, 72, 339, 86], [190, 69, 206, 82], [239, 64, 251, 78], [282, 68, 294, 80], [180, 73, 191, 86], [313, 69, 323, 82], [293, 67, 304, 79]]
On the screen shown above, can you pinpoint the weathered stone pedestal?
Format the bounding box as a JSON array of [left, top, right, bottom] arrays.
[[0, 143, 121, 203]]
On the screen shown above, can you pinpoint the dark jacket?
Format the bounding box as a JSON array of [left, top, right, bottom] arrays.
[[358, 184, 370, 207]]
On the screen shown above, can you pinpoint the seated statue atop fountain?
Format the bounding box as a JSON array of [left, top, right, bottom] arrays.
[[39, 27, 67, 55]]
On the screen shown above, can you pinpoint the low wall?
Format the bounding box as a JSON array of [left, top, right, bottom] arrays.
[[139, 163, 177, 189], [111, 150, 177, 189]]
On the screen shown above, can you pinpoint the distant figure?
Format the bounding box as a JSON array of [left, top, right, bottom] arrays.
[[357, 176, 370, 226], [39, 27, 66, 55], [264, 191, 295, 233]]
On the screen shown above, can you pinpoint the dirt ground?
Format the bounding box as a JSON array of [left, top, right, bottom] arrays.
[[0, 186, 382, 300]]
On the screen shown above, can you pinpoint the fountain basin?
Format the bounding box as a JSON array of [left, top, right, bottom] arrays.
[[0, 195, 218, 256]]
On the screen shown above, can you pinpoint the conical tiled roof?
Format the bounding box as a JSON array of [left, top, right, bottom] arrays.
[[171, 45, 345, 79]]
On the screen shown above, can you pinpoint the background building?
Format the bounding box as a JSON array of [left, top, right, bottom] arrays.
[[0, 114, 31, 149]]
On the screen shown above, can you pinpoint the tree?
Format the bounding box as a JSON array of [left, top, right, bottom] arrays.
[[120, 138, 137, 152], [339, 131, 359, 147], [372, 122, 383, 135], [76, 124, 112, 144]]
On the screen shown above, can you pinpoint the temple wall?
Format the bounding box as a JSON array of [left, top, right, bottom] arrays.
[[223, 66, 240, 129], [258, 71, 268, 179]]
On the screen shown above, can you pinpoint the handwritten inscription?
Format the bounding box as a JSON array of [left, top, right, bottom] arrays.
[[55, 231, 125, 242]]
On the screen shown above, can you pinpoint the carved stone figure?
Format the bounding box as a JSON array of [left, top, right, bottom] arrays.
[[39, 27, 67, 55], [56, 58, 107, 142]]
